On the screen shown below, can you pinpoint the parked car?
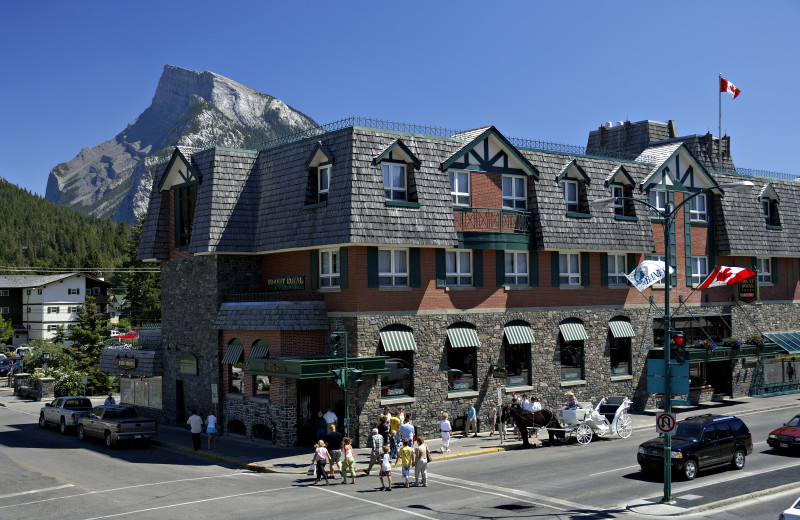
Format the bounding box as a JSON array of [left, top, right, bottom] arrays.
[[637, 414, 753, 480], [780, 496, 800, 520], [0, 358, 21, 376], [256, 375, 270, 391], [39, 396, 93, 434], [77, 405, 158, 448], [767, 414, 800, 452]]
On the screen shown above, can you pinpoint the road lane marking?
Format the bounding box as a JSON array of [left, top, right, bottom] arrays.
[[0, 484, 74, 500], [588, 464, 640, 477], [81, 486, 293, 520], [428, 473, 576, 511], [312, 486, 440, 519], [9, 455, 90, 491]]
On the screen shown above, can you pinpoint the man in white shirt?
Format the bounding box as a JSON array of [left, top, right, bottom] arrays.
[[530, 397, 542, 438], [323, 408, 338, 434], [522, 395, 533, 412], [187, 409, 203, 451]]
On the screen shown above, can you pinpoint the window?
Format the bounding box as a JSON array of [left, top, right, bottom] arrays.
[[382, 163, 407, 201], [38, 289, 42, 295], [319, 250, 340, 288], [447, 347, 476, 391], [762, 200, 770, 224], [559, 253, 580, 286], [225, 340, 244, 394], [756, 257, 772, 284], [504, 251, 529, 286], [449, 171, 470, 206], [691, 256, 708, 285], [47, 325, 59, 331], [652, 254, 667, 284], [504, 340, 530, 386], [378, 249, 408, 287], [47, 306, 59, 314], [564, 180, 579, 213], [445, 250, 472, 286], [92, 287, 100, 296], [690, 193, 707, 222], [560, 340, 584, 381], [648, 189, 667, 217], [176, 184, 197, 248], [68, 288, 80, 295], [608, 254, 627, 286], [502, 175, 526, 209], [318, 165, 330, 203], [610, 185, 624, 216], [382, 352, 413, 398], [0, 289, 8, 296], [69, 306, 78, 313], [26, 290, 31, 296], [0, 307, 9, 315], [762, 199, 780, 226], [610, 337, 631, 376]]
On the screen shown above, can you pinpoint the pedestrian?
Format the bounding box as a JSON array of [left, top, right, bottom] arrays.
[[522, 394, 532, 412], [414, 435, 430, 487], [376, 414, 389, 446], [389, 413, 401, 457], [379, 445, 393, 491], [311, 440, 331, 485], [530, 396, 542, 438], [315, 411, 326, 442], [788, 361, 795, 381], [395, 438, 414, 488], [465, 402, 478, 437], [365, 427, 384, 475], [104, 392, 116, 405], [340, 437, 356, 484], [187, 409, 203, 451], [499, 404, 509, 441], [396, 406, 405, 424], [206, 410, 218, 449], [326, 424, 344, 476], [323, 407, 338, 435], [383, 406, 392, 425], [399, 416, 414, 447], [439, 412, 452, 453], [488, 402, 498, 436]]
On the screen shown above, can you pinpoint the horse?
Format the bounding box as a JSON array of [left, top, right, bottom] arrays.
[[508, 405, 563, 448]]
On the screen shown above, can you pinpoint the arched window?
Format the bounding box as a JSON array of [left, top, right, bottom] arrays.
[[222, 339, 244, 393], [558, 318, 587, 382], [446, 323, 480, 392], [379, 325, 416, 398], [503, 321, 534, 386]]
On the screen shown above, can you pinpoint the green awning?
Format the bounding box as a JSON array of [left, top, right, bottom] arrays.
[[447, 326, 481, 348], [222, 342, 243, 364], [608, 317, 636, 338], [763, 332, 800, 353], [559, 320, 588, 342], [380, 329, 417, 352], [504, 324, 534, 344], [247, 342, 270, 360]]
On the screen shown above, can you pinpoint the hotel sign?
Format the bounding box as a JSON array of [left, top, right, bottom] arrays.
[[117, 357, 137, 370], [267, 275, 305, 291], [739, 277, 757, 303], [180, 353, 198, 375]]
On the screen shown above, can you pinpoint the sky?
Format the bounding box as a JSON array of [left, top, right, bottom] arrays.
[[1, 1, 798, 197]]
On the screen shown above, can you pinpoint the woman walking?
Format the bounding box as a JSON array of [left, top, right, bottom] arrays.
[[414, 436, 430, 487], [439, 412, 452, 453], [340, 437, 356, 484], [311, 440, 331, 485], [206, 411, 218, 449], [488, 402, 498, 436]]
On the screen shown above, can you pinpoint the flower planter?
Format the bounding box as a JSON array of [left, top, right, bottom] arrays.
[[688, 386, 714, 405]]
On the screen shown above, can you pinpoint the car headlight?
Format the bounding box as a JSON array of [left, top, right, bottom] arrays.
[[670, 451, 683, 459], [638, 447, 646, 454], [769, 434, 777, 439], [794, 437, 800, 443]]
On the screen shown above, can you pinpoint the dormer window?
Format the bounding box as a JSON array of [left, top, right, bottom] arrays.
[[318, 165, 330, 203], [502, 175, 526, 209], [176, 183, 197, 248], [374, 139, 420, 205], [564, 180, 579, 213], [304, 142, 335, 206], [557, 160, 590, 216], [383, 163, 407, 201], [450, 171, 471, 206], [690, 193, 707, 222], [605, 166, 636, 219], [758, 183, 781, 228], [648, 189, 668, 217]]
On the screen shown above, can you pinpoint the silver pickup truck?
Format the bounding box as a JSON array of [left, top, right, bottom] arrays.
[[39, 396, 93, 434], [77, 405, 158, 448]]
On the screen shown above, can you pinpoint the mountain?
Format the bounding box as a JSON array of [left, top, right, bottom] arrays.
[[45, 65, 318, 223]]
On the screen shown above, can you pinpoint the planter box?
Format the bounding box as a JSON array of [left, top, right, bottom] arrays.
[[688, 387, 714, 405]]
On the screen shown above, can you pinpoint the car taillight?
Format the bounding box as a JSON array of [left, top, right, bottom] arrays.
[[116, 424, 121, 433], [69, 413, 75, 420], [749, 434, 753, 445]]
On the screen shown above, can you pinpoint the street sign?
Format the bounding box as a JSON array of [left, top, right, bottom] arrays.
[[82, 375, 88, 385], [211, 383, 218, 404], [646, 358, 690, 394], [656, 412, 677, 434]]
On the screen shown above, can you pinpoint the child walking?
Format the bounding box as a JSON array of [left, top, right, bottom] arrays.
[[379, 445, 393, 491], [439, 412, 452, 453], [395, 438, 414, 488]]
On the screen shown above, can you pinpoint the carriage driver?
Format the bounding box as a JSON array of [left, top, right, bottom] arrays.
[[565, 391, 579, 410]]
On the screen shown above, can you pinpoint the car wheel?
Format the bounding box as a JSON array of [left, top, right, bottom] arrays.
[[731, 449, 746, 470], [39, 414, 47, 429], [682, 459, 698, 481], [104, 432, 116, 448], [59, 419, 68, 435], [77, 425, 86, 441]]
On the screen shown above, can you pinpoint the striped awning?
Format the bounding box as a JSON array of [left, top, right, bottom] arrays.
[[447, 326, 481, 348], [608, 317, 636, 338], [559, 320, 588, 342], [247, 342, 270, 360], [380, 329, 417, 352], [763, 332, 800, 353], [504, 324, 534, 344], [222, 342, 243, 364]]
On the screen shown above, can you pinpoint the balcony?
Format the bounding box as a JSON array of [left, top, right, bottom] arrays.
[[454, 207, 532, 251]]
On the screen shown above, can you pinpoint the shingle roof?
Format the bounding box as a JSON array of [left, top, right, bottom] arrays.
[[212, 301, 329, 331], [0, 274, 74, 288], [99, 348, 162, 377]]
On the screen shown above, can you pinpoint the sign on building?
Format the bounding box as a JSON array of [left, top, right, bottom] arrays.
[[180, 353, 198, 375]]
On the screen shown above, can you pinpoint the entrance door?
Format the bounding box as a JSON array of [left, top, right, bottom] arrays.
[[297, 379, 346, 445], [706, 361, 733, 395]]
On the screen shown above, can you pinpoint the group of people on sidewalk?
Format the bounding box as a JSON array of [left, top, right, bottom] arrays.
[[186, 409, 218, 451]]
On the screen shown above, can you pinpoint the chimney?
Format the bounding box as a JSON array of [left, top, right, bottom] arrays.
[[667, 120, 678, 138]]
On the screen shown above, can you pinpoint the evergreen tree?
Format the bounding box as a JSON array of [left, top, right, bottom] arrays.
[[121, 216, 161, 325], [68, 296, 114, 394], [0, 313, 12, 344]]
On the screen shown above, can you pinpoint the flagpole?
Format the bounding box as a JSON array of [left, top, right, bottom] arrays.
[[718, 73, 722, 169]]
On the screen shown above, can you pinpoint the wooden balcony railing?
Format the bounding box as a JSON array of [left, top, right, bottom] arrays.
[[454, 207, 532, 234]]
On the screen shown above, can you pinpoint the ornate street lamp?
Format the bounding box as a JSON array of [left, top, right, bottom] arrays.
[[43, 351, 50, 376]]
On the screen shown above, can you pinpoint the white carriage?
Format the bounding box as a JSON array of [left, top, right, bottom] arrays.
[[553, 396, 633, 445]]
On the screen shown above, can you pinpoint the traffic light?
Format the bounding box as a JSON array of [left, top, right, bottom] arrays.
[[331, 368, 346, 388], [349, 369, 363, 389], [670, 331, 686, 365], [330, 334, 341, 358]]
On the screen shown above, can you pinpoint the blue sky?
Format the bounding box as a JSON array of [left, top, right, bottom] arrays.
[[1, 1, 798, 197]]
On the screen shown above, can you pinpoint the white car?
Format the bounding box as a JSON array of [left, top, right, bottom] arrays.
[[780, 496, 800, 520]]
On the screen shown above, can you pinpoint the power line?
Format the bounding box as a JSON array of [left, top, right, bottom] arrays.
[[0, 266, 161, 273]]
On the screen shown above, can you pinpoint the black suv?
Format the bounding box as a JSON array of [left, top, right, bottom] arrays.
[[637, 414, 753, 480]]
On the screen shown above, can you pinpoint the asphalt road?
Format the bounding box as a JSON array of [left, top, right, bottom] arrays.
[[0, 396, 798, 520]]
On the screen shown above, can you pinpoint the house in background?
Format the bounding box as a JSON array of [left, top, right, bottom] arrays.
[[0, 274, 112, 345]]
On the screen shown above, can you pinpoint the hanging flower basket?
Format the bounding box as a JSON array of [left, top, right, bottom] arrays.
[[693, 339, 716, 351], [746, 335, 765, 349], [722, 337, 742, 350]]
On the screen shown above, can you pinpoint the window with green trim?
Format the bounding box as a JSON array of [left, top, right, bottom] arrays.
[[608, 254, 627, 286], [502, 175, 526, 209], [446, 250, 472, 286], [379, 249, 408, 287], [690, 194, 707, 222], [559, 253, 580, 286], [564, 180, 579, 213], [382, 163, 407, 201], [560, 338, 584, 381], [690, 256, 708, 285], [505, 251, 529, 286], [318, 165, 330, 203], [176, 184, 197, 248], [320, 249, 340, 288], [648, 189, 667, 217], [756, 257, 772, 284], [449, 170, 470, 206], [762, 199, 780, 227]]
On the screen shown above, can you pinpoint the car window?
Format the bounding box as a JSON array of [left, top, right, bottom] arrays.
[[701, 427, 717, 442], [787, 416, 800, 428], [730, 418, 749, 436], [714, 423, 732, 438], [675, 423, 702, 441]]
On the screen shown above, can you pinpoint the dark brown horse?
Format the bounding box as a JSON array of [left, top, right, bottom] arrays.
[[508, 405, 562, 448]]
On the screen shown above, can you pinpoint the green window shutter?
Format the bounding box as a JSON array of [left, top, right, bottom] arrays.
[[367, 247, 378, 288], [600, 252, 608, 287], [530, 251, 539, 287], [627, 253, 637, 273], [309, 251, 319, 290], [772, 257, 778, 284], [435, 249, 446, 288], [751, 257, 757, 271], [473, 250, 483, 287], [339, 247, 348, 289], [581, 252, 590, 287], [409, 248, 420, 288], [496, 250, 505, 287], [551, 252, 560, 287]]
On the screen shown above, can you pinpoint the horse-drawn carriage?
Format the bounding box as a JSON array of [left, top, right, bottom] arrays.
[[553, 396, 633, 445]]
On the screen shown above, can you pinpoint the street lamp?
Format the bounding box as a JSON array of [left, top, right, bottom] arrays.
[[19, 349, 25, 372], [43, 351, 50, 376], [592, 180, 753, 503]]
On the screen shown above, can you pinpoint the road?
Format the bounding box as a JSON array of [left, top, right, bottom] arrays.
[[0, 396, 798, 520]]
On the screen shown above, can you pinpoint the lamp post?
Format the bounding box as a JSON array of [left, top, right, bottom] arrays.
[[19, 349, 25, 372], [43, 351, 50, 376], [592, 180, 753, 503]]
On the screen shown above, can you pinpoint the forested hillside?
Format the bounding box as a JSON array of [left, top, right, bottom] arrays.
[[0, 177, 129, 268]]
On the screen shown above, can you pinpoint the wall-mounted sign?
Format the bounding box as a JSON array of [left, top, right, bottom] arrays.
[[739, 277, 757, 303], [180, 353, 198, 375], [118, 357, 137, 369], [267, 275, 305, 291]]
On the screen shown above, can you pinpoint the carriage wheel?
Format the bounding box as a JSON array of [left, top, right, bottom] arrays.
[[576, 424, 593, 445], [617, 413, 633, 439]]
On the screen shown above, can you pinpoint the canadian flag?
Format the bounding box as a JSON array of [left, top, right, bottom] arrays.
[[697, 266, 755, 289], [720, 77, 741, 99]]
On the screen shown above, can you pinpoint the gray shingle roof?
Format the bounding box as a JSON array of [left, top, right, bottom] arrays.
[[99, 348, 162, 377], [0, 274, 74, 288], [213, 301, 329, 331]]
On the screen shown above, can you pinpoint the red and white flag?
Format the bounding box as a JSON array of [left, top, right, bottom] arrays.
[[720, 77, 741, 99], [697, 266, 755, 289]]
